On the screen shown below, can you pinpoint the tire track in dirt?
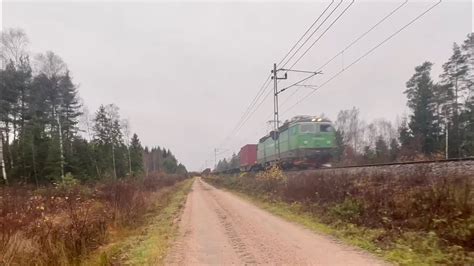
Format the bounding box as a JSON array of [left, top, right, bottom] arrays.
[[165, 177, 388, 265], [213, 207, 257, 264], [197, 179, 257, 264]]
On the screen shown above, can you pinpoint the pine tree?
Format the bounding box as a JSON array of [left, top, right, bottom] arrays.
[[93, 104, 124, 179], [459, 33, 473, 156], [440, 43, 470, 157], [333, 129, 344, 162], [389, 138, 400, 162], [375, 136, 389, 163], [460, 95, 474, 156], [362, 146, 376, 163], [229, 153, 240, 169], [129, 133, 143, 176], [404, 62, 439, 155], [0, 28, 189, 184]]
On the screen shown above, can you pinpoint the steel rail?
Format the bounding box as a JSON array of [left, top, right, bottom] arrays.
[[287, 157, 474, 173]]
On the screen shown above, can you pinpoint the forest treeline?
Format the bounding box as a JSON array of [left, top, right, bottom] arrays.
[[0, 28, 186, 185], [215, 33, 473, 170], [334, 33, 473, 164]]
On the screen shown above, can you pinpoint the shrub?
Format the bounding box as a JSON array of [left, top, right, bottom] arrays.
[[206, 162, 474, 262], [329, 199, 364, 224], [255, 166, 287, 194], [0, 173, 187, 264]]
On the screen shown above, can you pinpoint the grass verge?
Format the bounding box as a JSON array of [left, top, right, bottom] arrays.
[[205, 178, 473, 265], [84, 178, 194, 265]]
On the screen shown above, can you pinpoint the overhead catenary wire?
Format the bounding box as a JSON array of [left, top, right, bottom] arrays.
[[235, 87, 274, 133], [268, 0, 356, 121], [278, 0, 337, 68], [285, 0, 355, 71], [281, 0, 442, 116], [215, 0, 342, 151], [256, 1, 347, 126], [216, 0, 357, 169], [238, 0, 353, 132], [280, 0, 409, 108], [204, 0, 441, 170], [271, 0, 355, 122], [217, 75, 272, 148]]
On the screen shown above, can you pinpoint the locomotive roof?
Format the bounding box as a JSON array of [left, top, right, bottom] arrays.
[[258, 116, 332, 143]]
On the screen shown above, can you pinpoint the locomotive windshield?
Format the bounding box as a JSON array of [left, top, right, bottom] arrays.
[[320, 124, 334, 132], [299, 124, 316, 133]]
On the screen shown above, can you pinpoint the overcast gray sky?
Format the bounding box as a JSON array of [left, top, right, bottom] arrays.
[[2, 0, 472, 170]]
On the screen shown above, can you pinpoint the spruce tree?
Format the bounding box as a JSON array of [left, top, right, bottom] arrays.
[[129, 133, 144, 176], [375, 136, 389, 163], [389, 138, 400, 162], [404, 62, 439, 155]]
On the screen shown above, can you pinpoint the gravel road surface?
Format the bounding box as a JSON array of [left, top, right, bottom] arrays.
[[165, 177, 387, 265]]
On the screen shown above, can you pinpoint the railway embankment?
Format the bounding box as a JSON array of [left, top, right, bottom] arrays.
[[204, 162, 474, 265]]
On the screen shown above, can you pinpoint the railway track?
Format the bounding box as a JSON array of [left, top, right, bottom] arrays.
[[213, 157, 474, 175], [293, 157, 474, 171]]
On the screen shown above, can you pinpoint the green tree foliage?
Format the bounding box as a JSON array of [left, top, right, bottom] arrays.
[[229, 153, 240, 169], [215, 158, 230, 172], [461, 96, 474, 155], [439, 41, 471, 157], [93, 104, 124, 179], [129, 133, 144, 176], [404, 62, 439, 155], [374, 136, 389, 163], [0, 28, 186, 184], [333, 129, 344, 161], [389, 138, 400, 162], [142, 146, 186, 175], [214, 153, 240, 172]]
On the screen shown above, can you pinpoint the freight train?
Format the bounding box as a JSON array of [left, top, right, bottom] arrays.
[[233, 115, 337, 172]]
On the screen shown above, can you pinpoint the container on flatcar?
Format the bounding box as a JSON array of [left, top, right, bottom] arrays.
[[239, 144, 257, 171]]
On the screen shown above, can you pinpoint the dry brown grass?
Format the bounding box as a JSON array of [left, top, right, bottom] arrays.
[[206, 163, 474, 263], [0, 172, 187, 265]]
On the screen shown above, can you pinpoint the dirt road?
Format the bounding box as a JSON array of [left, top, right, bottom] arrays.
[[165, 177, 386, 265]]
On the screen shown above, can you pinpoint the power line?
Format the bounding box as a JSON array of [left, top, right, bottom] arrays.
[[277, 0, 337, 68], [216, 1, 341, 150], [274, 0, 354, 114], [217, 75, 272, 147], [286, 0, 355, 71], [281, 0, 442, 115], [214, 0, 356, 165], [280, 0, 409, 108], [203, 0, 439, 170], [233, 0, 351, 136], [280, 0, 345, 69], [234, 85, 274, 135]]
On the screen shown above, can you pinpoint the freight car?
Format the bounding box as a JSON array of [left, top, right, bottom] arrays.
[[239, 144, 257, 171], [235, 115, 336, 171]]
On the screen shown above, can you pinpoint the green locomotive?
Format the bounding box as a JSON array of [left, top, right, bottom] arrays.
[[256, 115, 336, 169]]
